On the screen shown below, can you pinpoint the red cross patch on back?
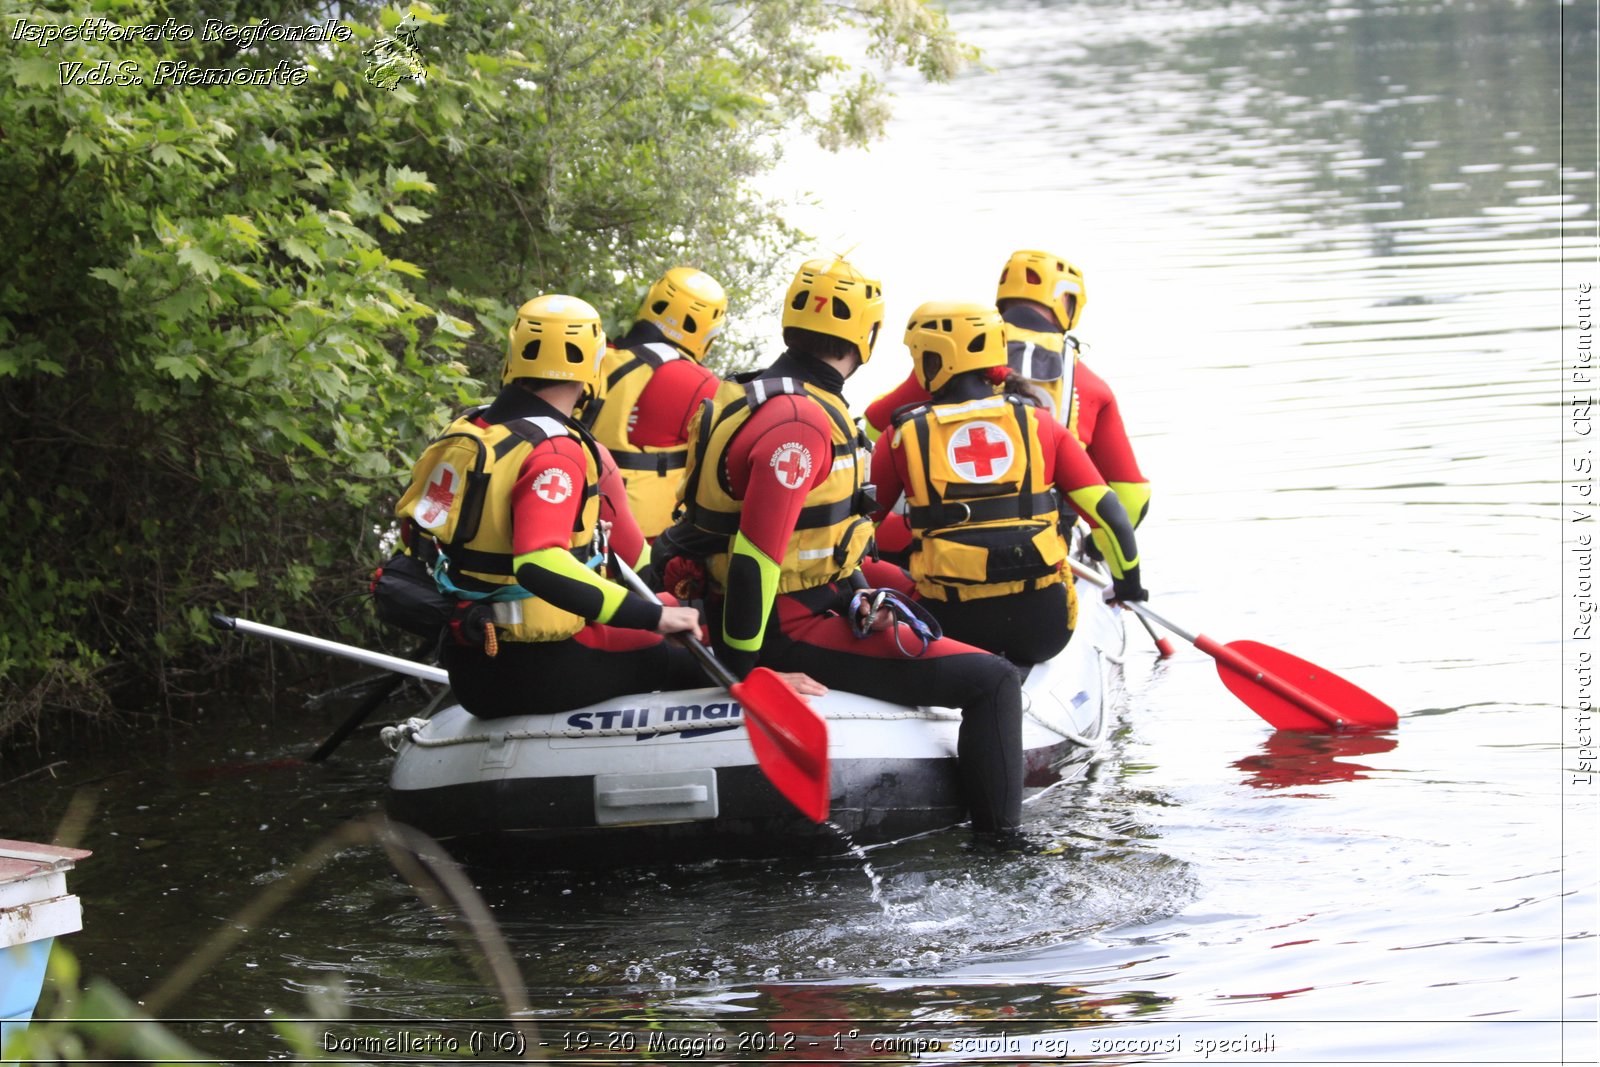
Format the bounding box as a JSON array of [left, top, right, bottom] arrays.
[[947, 421, 1014, 484], [415, 463, 459, 529]]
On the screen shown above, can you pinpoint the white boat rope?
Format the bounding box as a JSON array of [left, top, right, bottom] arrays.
[[381, 704, 967, 752]]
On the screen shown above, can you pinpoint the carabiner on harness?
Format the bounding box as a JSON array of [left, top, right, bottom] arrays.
[[847, 587, 943, 658]]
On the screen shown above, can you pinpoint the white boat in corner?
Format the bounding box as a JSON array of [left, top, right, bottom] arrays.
[[383, 573, 1125, 865]]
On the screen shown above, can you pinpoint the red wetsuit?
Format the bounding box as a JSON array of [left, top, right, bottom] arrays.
[[628, 357, 720, 448], [1071, 360, 1146, 519], [707, 352, 1025, 834], [439, 387, 702, 719], [864, 372, 929, 437]]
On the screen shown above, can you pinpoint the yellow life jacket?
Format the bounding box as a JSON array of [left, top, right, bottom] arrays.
[[680, 375, 875, 593], [1005, 323, 1082, 437], [579, 341, 693, 539], [894, 393, 1067, 602], [396, 409, 601, 642]]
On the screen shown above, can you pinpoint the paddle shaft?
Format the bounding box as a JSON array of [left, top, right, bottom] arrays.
[[1064, 559, 1350, 730], [607, 559, 737, 688], [211, 614, 450, 686], [307, 636, 436, 762], [1134, 611, 1176, 658]]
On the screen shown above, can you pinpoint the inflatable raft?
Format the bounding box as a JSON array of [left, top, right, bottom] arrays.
[[382, 573, 1125, 865]]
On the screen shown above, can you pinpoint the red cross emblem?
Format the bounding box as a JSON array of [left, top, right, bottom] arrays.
[[415, 463, 457, 529], [948, 421, 1014, 483], [533, 467, 573, 504], [770, 443, 814, 490]]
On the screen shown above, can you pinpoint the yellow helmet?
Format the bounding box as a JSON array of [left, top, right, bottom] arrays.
[[904, 301, 1008, 394], [503, 294, 606, 387], [996, 249, 1087, 330], [636, 267, 728, 361], [780, 257, 885, 365]]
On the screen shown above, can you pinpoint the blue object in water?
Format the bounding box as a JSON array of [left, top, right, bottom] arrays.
[[0, 840, 91, 1062]]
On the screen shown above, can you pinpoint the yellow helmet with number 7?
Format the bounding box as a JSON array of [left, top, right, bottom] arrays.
[[636, 267, 728, 361], [905, 301, 1008, 394], [503, 294, 606, 388], [781, 257, 885, 365], [996, 249, 1087, 331]]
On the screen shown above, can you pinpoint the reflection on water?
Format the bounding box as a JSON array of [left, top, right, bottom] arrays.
[[7, 1, 1591, 1061], [1233, 730, 1399, 790]]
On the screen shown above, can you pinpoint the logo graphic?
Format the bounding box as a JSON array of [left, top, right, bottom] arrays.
[[770, 443, 814, 489], [532, 467, 573, 504], [415, 463, 457, 529], [363, 14, 428, 90], [947, 421, 1014, 483]]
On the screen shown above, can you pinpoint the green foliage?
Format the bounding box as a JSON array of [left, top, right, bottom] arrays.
[[0, 0, 973, 736], [2, 947, 211, 1064]]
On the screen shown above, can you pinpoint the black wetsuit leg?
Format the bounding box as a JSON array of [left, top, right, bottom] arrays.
[[923, 582, 1072, 666], [757, 604, 1024, 834], [441, 638, 703, 719]]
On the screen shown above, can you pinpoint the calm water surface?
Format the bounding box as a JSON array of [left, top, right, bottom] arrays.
[[7, 1, 1596, 1062]]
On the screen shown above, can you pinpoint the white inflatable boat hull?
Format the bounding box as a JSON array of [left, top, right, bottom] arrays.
[[384, 576, 1124, 864]]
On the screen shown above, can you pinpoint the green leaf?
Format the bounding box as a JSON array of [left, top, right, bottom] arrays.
[[386, 165, 436, 195], [213, 569, 260, 592], [153, 354, 205, 381], [282, 238, 322, 269], [10, 56, 58, 88], [222, 265, 263, 290], [224, 215, 265, 243], [61, 133, 102, 163], [176, 246, 221, 281], [89, 267, 131, 292], [387, 257, 426, 278]]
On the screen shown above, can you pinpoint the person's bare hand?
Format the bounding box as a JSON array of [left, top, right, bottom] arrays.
[[655, 605, 702, 635], [774, 671, 828, 697], [856, 604, 894, 633]]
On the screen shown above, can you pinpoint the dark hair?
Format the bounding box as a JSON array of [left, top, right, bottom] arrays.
[[514, 376, 574, 395], [783, 326, 857, 361]]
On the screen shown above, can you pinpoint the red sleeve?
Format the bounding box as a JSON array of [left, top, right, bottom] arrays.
[[630, 359, 719, 447], [864, 372, 931, 433], [594, 441, 645, 564], [1071, 362, 1107, 447], [1083, 383, 1146, 485], [868, 429, 905, 523], [724, 394, 835, 562], [1041, 415, 1108, 497], [510, 436, 592, 555]]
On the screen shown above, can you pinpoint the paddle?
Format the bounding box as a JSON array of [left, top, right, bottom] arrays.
[[609, 556, 831, 823], [211, 614, 450, 685], [1134, 612, 1175, 659], [1065, 559, 1398, 732]]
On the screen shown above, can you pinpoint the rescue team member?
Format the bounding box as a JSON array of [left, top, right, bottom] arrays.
[[579, 268, 725, 540], [395, 294, 706, 718], [870, 302, 1146, 665], [995, 250, 1150, 529], [861, 250, 1151, 530], [666, 258, 1031, 837]]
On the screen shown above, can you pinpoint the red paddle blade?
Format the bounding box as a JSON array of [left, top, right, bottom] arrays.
[[730, 667, 831, 823], [1207, 638, 1399, 733]]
